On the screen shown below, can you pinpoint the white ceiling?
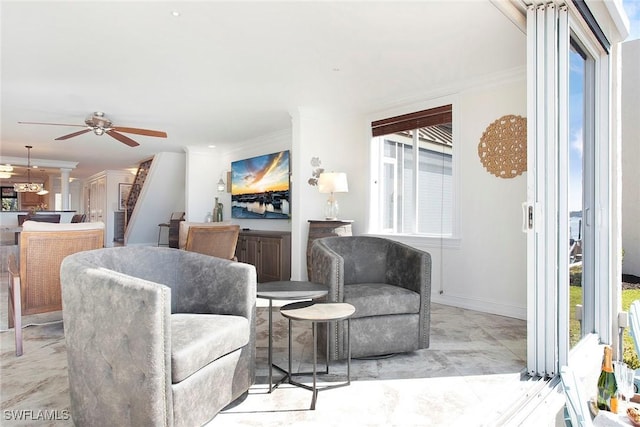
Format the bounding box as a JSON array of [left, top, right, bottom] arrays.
[[0, 0, 525, 183]]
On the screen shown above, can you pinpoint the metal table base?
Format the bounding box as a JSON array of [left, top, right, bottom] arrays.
[[281, 301, 354, 410], [257, 281, 329, 393]]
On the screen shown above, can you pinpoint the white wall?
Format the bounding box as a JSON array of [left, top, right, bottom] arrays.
[[184, 130, 294, 231], [622, 39, 640, 277], [184, 78, 527, 319], [439, 78, 527, 318], [291, 108, 369, 279], [367, 76, 527, 319], [184, 146, 226, 223], [125, 152, 185, 246]]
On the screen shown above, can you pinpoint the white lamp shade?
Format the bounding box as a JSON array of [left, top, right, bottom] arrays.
[[317, 172, 348, 194]]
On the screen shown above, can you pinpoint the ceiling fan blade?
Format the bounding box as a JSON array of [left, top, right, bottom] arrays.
[[107, 130, 140, 147], [55, 129, 92, 140], [113, 127, 167, 138], [19, 121, 86, 127]]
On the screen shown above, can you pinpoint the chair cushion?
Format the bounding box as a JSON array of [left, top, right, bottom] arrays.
[[344, 283, 420, 318], [171, 313, 249, 383]]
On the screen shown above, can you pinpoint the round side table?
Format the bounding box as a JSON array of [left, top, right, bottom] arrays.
[[280, 301, 355, 410], [257, 281, 328, 393]]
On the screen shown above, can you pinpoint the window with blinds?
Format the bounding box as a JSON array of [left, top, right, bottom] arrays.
[[373, 105, 453, 236]]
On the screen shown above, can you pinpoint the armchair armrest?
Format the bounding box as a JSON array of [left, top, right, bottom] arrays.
[[60, 261, 173, 426], [310, 241, 344, 302], [385, 241, 432, 295], [386, 241, 432, 348]]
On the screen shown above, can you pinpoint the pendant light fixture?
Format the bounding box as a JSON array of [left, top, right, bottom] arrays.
[[13, 145, 44, 193]]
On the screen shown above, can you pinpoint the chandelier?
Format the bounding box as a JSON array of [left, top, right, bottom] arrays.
[[13, 145, 44, 193]]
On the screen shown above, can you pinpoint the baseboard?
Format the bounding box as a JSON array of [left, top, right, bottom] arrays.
[[432, 292, 526, 320]]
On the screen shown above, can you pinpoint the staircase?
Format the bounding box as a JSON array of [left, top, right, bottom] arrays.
[[125, 158, 153, 229]]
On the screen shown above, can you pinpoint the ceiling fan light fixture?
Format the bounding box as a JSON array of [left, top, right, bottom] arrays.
[[21, 112, 167, 146]]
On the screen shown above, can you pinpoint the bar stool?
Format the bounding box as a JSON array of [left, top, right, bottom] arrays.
[[157, 212, 184, 247]]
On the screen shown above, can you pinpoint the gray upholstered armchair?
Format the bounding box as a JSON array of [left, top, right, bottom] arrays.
[[310, 236, 431, 360], [60, 246, 256, 427]]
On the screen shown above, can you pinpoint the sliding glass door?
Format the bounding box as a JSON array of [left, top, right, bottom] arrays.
[[526, 2, 608, 376]]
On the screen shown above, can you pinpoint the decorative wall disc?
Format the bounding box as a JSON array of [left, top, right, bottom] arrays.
[[478, 114, 527, 179]]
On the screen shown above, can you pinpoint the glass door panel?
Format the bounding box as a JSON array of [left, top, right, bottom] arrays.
[[568, 38, 594, 349]]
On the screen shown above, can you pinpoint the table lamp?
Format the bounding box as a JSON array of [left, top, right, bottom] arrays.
[[317, 172, 348, 220]]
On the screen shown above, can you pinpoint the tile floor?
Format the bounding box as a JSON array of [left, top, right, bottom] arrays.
[[0, 280, 538, 426]]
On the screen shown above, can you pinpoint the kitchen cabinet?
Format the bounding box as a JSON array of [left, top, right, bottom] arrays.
[[19, 191, 44, 210]]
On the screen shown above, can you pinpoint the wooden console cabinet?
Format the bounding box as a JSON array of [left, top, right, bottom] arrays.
[[235, 230, 291, 283]]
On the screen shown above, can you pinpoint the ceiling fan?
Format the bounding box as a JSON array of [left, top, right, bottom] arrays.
[[18, 112, 167, 147]]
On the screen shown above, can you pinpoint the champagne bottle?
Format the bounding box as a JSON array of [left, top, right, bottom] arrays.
[[597, 345, 618, 413]]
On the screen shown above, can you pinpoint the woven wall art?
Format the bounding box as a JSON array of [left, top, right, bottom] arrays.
[[478, 114, 527, 179]]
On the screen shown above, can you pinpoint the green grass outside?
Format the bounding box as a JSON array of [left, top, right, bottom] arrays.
[[570, 284, 640, 369]]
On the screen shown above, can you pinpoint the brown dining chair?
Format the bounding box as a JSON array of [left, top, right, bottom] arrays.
[[17, 214, 30, 226], [7, 253, 23, 356], [8, 221, 105, 356], [70, 214, 86, 223], [15, 214, 61, 243], [185, 224, 240, 261], [28, 214, 61, 223]]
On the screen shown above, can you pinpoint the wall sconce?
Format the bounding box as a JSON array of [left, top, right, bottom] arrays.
[[317, 172, 349, 220], [217, 177, 226, 192], [217, 171, 231, 193], [217, 170, 231, 193]]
